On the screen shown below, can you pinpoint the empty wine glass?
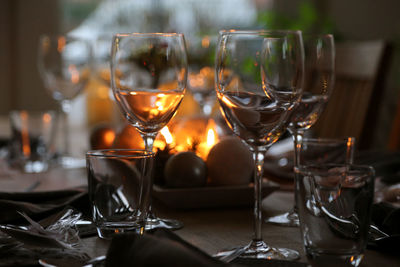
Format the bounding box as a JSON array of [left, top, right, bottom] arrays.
[[38, 34, 92, 168], [266, 34, 335, 227], [111, 33, 187, 230], [214, 30, 304, 260], [187, 35, 217, 116]]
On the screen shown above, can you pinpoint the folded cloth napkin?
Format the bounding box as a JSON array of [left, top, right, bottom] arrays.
[[106, 228, 226, 267], [0, 187, 90, 225], [369, 202, 400, 254], [106, 229, 309, 267]]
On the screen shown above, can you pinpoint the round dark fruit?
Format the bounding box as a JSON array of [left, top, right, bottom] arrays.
[[164, 151, 207, 188]]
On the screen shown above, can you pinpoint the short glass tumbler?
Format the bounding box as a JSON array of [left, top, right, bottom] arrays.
[[9, 110, 57, 173], [86, 149, 155, 239], [295, 164, 375, 267]]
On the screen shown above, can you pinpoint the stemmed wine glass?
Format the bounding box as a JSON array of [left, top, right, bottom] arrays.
[[265, 34, 335, 227], [187, 35, 217, 116], [110, 33, 187, 230], [215, 30, 304, 260], [38, 34, 92, 168]]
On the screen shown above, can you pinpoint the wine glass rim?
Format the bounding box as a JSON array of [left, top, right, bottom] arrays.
[[113, 32, 184, 38], [86, 149, 155, 158], [302, 33, 334, 39], [297, 163, 375, 176], [219, 29, 302, 36], [39, 34, 88, 41]]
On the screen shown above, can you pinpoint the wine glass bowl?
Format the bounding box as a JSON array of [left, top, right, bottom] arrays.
[[38, 34, 92, 167], [265, 34, 336, 227], [287, 34, 335, 132], [111, 33, 187, 138], [38, 35, 91, 107], [215, 30, 304, 260]]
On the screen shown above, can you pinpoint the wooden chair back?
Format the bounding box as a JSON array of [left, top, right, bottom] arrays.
[[312, 40, 389, 148]]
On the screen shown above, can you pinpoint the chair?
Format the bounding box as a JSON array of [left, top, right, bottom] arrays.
[[312, 40, 392, 149]]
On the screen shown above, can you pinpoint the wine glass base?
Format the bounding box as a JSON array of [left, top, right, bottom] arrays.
[[145, 216, 184, 231], [215, 240, 299, 262], [58, 156, 86, 169], [265, 211, 299, 227]]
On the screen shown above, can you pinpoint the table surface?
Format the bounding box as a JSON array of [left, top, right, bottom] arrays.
[[0, 165, 398, 266]]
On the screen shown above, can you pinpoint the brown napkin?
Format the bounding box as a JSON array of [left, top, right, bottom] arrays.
[[0, 187, 89, 224], [106, 228, 226, 267]]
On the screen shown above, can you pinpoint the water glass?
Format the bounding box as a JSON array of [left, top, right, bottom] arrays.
[[295, 164, 375, 267], [298, 137, 355, 165], [9, 110, 57, 173], [86, 149, 154, 239]]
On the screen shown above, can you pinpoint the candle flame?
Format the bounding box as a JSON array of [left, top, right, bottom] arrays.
[[160, 126, 173, 144], [206, 128, 216, 148], [154, 126, 174, 151]]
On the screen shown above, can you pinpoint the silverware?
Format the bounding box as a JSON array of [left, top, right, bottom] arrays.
[[38, 255, 106, 267]]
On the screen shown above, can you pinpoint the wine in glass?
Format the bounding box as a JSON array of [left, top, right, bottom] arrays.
[[38, 34, 92, 168], [265, 34, 335, 227], [215, 30, 304, 260], [111, 33, 187, 230]]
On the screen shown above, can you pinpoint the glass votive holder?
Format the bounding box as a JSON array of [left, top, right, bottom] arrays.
[[86, 149, 154, 239], [295, 163, 375, 267], [9, 110, 57, 173]]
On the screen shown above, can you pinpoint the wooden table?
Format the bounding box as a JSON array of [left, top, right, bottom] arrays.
[[0, 165, 398, 266], [82, 189, 399, 266]]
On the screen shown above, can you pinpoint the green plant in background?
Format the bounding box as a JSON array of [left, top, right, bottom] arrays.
[[257, 0, 336, 35]]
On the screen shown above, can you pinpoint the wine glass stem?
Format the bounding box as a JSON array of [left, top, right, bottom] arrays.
[[141, 132, 157, 152], [60, 100, 72, 157], [291, 129, 304, 214], [253, 148, 266, 241], [139, 132, 157, 216]]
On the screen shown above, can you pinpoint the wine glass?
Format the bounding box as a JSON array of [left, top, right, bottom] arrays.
[[265, 34, 335, 227], [187, 35, 217, 116], [38, 34, 92, 168], [110, 33, 187, 230], [215, 30, 304, 260]]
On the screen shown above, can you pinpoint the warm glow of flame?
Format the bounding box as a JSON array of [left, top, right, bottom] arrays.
[[196, 119, 219, 160], [189, 73, 205, 88], [20, 111, 31, 157], [57, 36, 66, 52], [154, 126, 174, 151], [206, 128, 216, 148], [160, 126, 173, 144], [43, 113, 52, 123], [152, 118, 220, 160], [201, 36, 210, 48], [155, 93, 166, 111], [104, 130, 116, 146], [68, 64, 80, 84]]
